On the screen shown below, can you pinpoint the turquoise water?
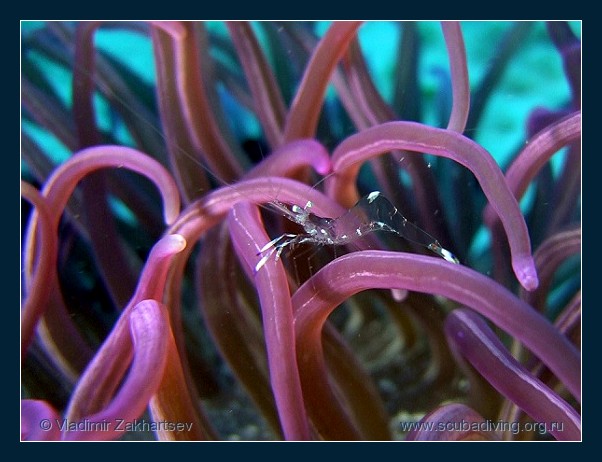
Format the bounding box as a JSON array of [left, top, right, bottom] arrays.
[[22, 21, 580, 255], [21, 21, 580, 168]]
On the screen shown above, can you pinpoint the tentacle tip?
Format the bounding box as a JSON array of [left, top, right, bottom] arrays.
[[163, 207, 181, 226], [390, 288, 408, 302], [162, 194, 181, 226], [521, 275, 539, 292], [515, 258, 539, 291], [163, 234, 187, 254], [171, 234, 187, 251], [316, 159, 332, 176]]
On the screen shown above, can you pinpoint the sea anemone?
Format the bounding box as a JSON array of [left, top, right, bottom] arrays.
[[21, 21, 581, 441]]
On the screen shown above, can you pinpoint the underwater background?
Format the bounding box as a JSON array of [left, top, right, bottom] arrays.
[[21, 21, 581, 441]]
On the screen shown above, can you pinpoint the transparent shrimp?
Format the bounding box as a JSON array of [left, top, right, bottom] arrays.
[[255, 191, 459, 272]]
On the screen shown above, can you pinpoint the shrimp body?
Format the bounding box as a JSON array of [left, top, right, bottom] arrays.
[[255, 191, 459, 272]]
